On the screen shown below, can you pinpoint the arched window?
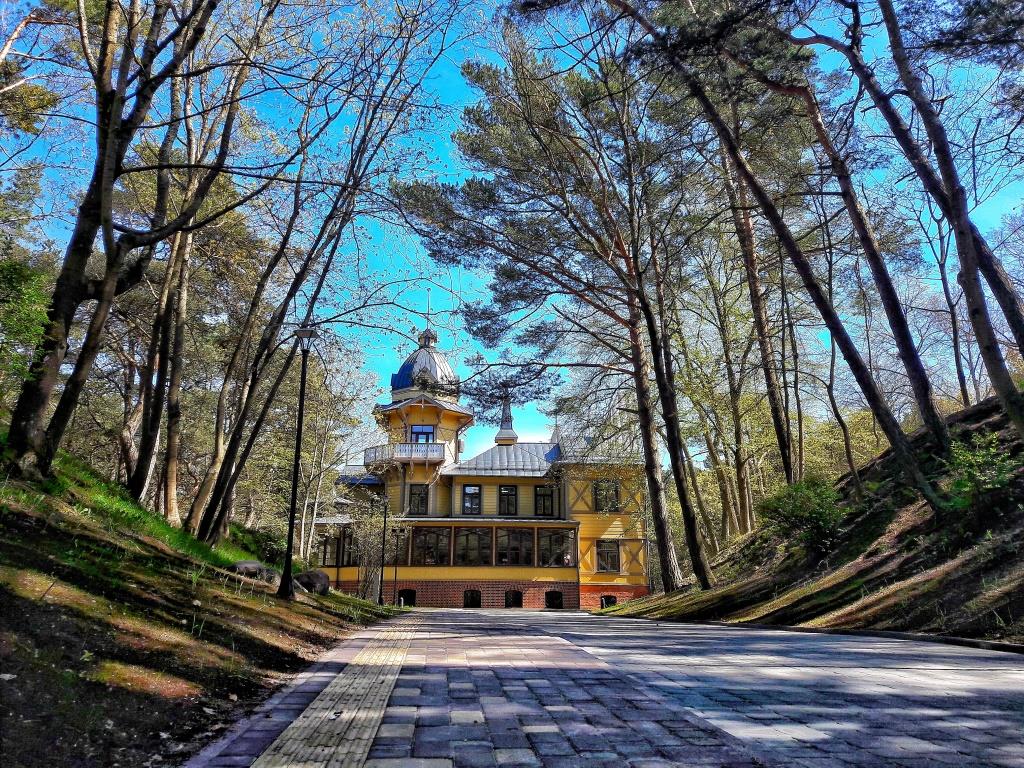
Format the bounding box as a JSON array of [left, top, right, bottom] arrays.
[[464, 589, 482, 608], [504, 590, 523, 608], [545, 590, 563, 609]]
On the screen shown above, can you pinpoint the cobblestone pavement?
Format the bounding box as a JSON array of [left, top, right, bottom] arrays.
[[537, 612, 1024, 768], [188, 609, 1024, 768]]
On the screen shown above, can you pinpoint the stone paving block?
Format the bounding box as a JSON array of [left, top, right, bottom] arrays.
[[494, 748, 542, 766], [377, 723, 415, 738], [532, 739, 576, 756], [366, 744, 412, 759], [190, 609, 1024, 768], [451, 710, 485, 724], [453, 747, 499, 768]]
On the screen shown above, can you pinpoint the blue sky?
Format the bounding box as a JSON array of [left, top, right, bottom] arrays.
[[336, 19, 1023, 462], [326, 27, 558, 460], [333, 12, 1024, 462], [16, 4, 1021, 464]]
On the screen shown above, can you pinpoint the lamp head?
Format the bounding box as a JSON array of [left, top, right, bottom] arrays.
[[295, 326, 319, 351]]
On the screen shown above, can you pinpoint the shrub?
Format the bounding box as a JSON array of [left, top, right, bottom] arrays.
[[0, 258, 48, 401], [758, 476, 844, 556], [946, 432, 1016, 510], [228, 524, 296, 569]]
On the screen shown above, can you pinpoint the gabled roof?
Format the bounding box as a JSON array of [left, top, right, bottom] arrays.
[[441, 441, 561, 477], [375, 393, 474, 417]]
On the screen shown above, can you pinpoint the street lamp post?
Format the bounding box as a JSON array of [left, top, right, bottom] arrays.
[[392, 526, 406, 605], [277, 325, 318, 600], [377, 500, 389, 606]]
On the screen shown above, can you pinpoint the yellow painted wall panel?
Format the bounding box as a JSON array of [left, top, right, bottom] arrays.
[[567, 479, 593, 514], [576, 513, 639, 539], [434, 482, 451, 516], [317, 566, 360, 581], [579, 572, 648, 586]]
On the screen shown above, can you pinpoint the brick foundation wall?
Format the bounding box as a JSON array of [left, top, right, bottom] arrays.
[[579, 584, 649, 610], [375, 580, 580, 609]]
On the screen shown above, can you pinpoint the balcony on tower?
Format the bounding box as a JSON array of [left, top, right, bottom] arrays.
[[364, 441, 447, 466]]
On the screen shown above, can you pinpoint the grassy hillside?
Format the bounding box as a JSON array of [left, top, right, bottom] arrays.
[[0, 451, 396, 768], [605, 399, 1024, 645]]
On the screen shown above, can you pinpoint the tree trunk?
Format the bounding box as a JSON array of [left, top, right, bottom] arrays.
[[681, 441, 719, 555], [5, 178, 103, 474], [801, 84, 949, 449], [37, 255, 124, 474], [799, 5, 1024, 433], [875, 0, 1024, 433], [782, 287, 805, 482], [627, 331, 687, 593], [677, 60, 944, 509], [633, 248, 716, 589], [703, 429, 734, 541], [723, 54, 951, 449], [130, 235, 187, 500], [163, 242, 191, 527], [936, 244, 972, 407], [721, 154, 793, 483]]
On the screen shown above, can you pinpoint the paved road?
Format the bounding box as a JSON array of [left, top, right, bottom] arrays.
[[190, 609, 1024, 768]]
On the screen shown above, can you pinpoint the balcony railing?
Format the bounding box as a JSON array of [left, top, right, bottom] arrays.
[[364, 442, 446, 465]]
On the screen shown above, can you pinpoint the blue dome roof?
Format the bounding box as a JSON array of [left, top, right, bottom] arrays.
[[390, 329, 458, 393]]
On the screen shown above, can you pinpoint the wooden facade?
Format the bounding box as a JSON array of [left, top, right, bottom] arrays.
[[318, 329, 650, 610]]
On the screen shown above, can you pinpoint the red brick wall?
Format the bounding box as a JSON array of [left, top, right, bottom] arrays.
[[373, 580, 580, 609], [579, 584, 650, 610]]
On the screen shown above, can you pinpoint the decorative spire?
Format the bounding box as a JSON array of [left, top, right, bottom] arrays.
[[415, 288, 437, 348], [495, 395, 518, 445]]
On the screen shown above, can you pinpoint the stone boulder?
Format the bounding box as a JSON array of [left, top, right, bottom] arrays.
[[227, 560, 279, 584], [293, 570, 330, 595]]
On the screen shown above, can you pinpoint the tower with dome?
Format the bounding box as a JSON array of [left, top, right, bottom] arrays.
[[317, 326, 651, 610]]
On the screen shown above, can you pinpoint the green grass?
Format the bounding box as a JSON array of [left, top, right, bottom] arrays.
[[0, 444, 400, 768], [314, 591, 405, 623], [3, 449, 258, 569]]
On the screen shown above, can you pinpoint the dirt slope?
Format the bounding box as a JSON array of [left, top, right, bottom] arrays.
[[0, 453, 395, 768], [605, 398, 1024, 645]]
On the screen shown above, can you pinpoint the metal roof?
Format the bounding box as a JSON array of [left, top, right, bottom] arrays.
[[391, 329, 459, 391], [441, 442, 561, 477], [314, 515, 353, 526], [335, 465, 383, 486]]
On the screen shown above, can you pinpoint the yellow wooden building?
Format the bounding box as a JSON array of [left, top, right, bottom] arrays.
[[316, 327, 650, 609]]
